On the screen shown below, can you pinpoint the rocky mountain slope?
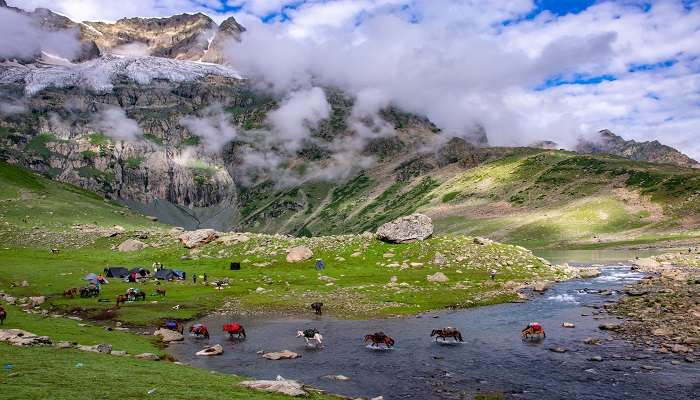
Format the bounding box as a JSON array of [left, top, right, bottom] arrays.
[[1, 4, 699, 247], [577, 129, 698, 168]]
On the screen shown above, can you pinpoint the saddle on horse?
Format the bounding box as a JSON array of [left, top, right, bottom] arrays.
[[303, 328, 319, 338]]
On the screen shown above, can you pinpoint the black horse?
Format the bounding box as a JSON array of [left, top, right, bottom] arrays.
[[311, 302, 323, 315], [80, 285, 100, 298]]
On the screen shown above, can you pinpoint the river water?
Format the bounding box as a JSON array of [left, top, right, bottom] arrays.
[[168, 253, 699, 400]]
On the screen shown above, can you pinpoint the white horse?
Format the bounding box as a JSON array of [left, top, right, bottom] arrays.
[[297, 330, 323, 347]]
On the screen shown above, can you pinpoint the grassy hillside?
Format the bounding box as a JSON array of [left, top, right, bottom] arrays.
[[236, 149, 700, 248]]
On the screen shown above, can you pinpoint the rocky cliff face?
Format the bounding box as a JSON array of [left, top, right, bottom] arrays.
[[577, 130, 698, 168]]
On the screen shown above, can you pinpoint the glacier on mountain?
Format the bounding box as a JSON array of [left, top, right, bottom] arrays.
[[0, 55, 243, 95]]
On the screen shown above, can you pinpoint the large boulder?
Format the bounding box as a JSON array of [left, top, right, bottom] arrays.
[[179, 229, 218, 248], [239, 376, 307, 397], [286, 246, 313, 262], [28, 296, 46, 307], [376, 214, 433, 243], [153, 328, 184, 342], [117, 239, 146, 252], [77, 343, 112, 354], [135, 353, 161, 361]]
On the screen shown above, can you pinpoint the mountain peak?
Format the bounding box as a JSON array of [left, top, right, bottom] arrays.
[[578, 130, 698, 168]]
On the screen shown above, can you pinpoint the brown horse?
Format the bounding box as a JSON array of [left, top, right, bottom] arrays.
[[0, 306, 6, 325], [521, 323, 546, 339], [63, 287, 78, 298], [134, 291, 146, 301], [364, 332, 395, 348], [156, 288, 166, 297], [431, 327, 464, 342], [311, 302, 323, 315], [116, 294, 128, 307], [189, 324, 210, 338]]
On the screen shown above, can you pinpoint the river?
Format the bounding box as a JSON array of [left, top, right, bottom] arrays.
[[168, 251, 699, 399]]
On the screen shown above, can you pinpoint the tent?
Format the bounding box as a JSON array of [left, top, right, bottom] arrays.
[[154, 268, 175, 280], [83, 273, 98, 283], [104, 267, 129, 278], [173, 270, 186, 280], [129, 267, 150, 277]]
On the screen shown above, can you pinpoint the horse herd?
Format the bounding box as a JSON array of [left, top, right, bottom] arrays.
[[63, 285, 165, 307]]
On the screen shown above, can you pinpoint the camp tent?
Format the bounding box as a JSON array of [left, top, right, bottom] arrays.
[[154, 268, 175, 280], [83, 273, 98, 283], [173, 270, 186, 280], [104, 267, 129, 278], [129, 267, 150, 277]]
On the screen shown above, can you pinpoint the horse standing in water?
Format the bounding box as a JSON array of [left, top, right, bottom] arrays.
[[223, 323, 246, 339], [431, 327, 464, 342], [521, 322, 546, 340], [190, 324, 210, 338], [297, 329, 323, 347], [364, 332, 395, 348]]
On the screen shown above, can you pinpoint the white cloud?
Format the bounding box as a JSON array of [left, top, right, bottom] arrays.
[[94, 107, 141, 142], [0, 7, 81, 61], [179, 105, 239, 152]]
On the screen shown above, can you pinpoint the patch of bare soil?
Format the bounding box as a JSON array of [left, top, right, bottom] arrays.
[[613, 187, 665, 222]]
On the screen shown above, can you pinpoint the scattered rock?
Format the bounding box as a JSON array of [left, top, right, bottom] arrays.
[[351, 252, 362, 257], [240, 376, 307, 397], [286, 246, 313, 262], [104, 225, 125, 237], [589, 356, 603, 362], [117, 239, 146, 252], [318, 276, 337, 283], [196, 344, 224, 356], [599, 323, 622, 331], [432, 253, 447, 266], [179, 229, 218, 248], [583, 337, 603, 345], [153, 328, 184, 342], [77, 344, 112, 354], [473, 237, 494, 246], [28, 296, 46, 307], [263, 350, 300, 360], [577, 267, 601, 279], [671, 344, 690, 354], [549, 346, 568, 353], [111, 351, 128, 356], [562, 322, 576, 328], [532, 281, 552, 292], [324, 375, 351, 381], [376, 213, 433, 243], [426, 272, 449, 283], [0, 329, 51, 346], [135, 353, 161, 361], [54, 341, 74, 349]]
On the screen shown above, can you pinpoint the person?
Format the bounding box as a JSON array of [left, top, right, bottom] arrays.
[[490, 269, 497, 280], [193, 274, 197, 284], [203, 273, 208, 283], [129, 271, 137, 283], [315, 259, 325, 271]]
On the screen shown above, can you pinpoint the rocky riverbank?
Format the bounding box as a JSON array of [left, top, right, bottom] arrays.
[[608, 252, 700, 362]]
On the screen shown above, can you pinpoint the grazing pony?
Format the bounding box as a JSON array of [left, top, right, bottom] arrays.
[[190, 324, 210, 338], [63, 287, 78, 298], [364, 332, 395, 348], [521, 322, 546, 339], [0, 307, 6, 325], [311, 302, 323, 315], [297, 329, 323, 347], [431, 327, 464, 342], [134, 291, 146, 301], [80, 285, 99, 298], [223, 323, 246, 339], [156, 288, 166, 297]]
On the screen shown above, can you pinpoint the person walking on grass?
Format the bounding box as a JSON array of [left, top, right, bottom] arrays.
[[193, 274, 197, 284], [315, 259, 325, 271], [490, 269, 497, 280], [203, 273, 208, 283]]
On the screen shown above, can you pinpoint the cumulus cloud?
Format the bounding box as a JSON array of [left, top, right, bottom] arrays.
[[94, 107, 141, 142], [220, 0, 700, 158], [180, 105, 239, 153], [266, 87, 330, 151], [0, 7, 81, 61]]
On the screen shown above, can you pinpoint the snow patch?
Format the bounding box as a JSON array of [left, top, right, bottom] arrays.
[[0, 55, 243, 96]]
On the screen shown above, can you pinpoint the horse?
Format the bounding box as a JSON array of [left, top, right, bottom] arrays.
[[364, 332, 395, 348], [297, 329, 323, 347], [134, 291, 146, 301], [521, 322, 546, 340], [311, 302, 323, 315], [223, 323, 246, 339], [164, 320, 184, 334], [63, 287, 78, 298], [0, 307, 6, 325], [156, 287, 166, 297], [431, 327, 464, 342], [80, 285, 99, 298], [116, 294, 128, 307], [190, 324, 210, 338]]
